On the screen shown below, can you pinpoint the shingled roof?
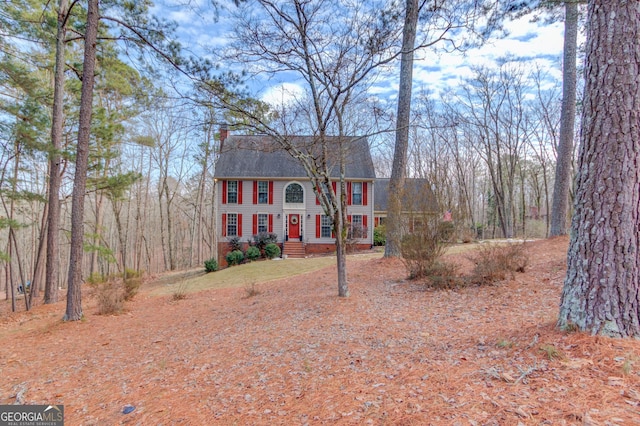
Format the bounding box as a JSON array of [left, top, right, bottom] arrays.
[[214, 135, 375, 179], [374, 178, 437, 212]]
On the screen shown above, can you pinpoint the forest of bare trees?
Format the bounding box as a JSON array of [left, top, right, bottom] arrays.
[[0, 1, 582, 313]]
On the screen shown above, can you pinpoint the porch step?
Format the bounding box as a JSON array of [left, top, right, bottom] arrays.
[[283, 241, 306, 258]]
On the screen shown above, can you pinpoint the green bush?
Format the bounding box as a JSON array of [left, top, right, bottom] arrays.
[[246, 246, 261, 261], [264, 243, 281, 259], [252, 232, 278, 254], [226, 250, 245, 266], [204, 257, 219, 272], [373, 225, 386, 246]]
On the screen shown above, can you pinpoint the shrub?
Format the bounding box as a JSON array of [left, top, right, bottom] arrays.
[[401, 218, 451, 280], [226, 250, 245, 266], [172, 281, 189, 300], [373, 225, 386, 246], [90, 281, 124, 315], [243, 282, 261, 299], [264, 243, 281, 259], [459, 227, 476, 244], [468, 243, 529, 285], [123, 269, 143, 301], [423, 261, 463, 290], [228, 236, 242, 252], [437, 221, 455, 242], [252, 232, 278, 254], [245, 246, 261, 261], [204, 257, 219, 273]]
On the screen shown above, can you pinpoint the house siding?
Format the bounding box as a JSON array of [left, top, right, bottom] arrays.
[[217, 178, 373, 256]]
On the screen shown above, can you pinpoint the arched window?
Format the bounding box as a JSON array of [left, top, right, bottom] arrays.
[[285, 183, 304, 203]]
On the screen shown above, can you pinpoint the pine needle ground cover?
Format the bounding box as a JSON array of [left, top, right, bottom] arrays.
[[1, 237, 639, 424]]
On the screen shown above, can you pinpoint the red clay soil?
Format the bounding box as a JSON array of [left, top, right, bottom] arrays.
[[1, 237, 640, 425]]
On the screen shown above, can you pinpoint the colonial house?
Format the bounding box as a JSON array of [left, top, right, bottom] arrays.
[[214, 131, 375, 262]]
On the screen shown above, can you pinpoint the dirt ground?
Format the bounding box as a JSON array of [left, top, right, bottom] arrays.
[[1, 236, 640, 425]]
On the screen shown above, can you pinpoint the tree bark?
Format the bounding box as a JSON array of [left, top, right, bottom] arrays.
[[45, 0, 69, 304], [385, 0, 419, 258], [65, 0, 99, 321], [550, 0, 578, 236], [558, 0, 640, 337]]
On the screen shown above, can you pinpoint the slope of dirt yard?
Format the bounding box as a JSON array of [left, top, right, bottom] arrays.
[[1, 237, 640, 425]]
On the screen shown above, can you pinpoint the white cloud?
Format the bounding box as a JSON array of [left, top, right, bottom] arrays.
[[406, 16, 565, 98], [261, 83, 306, 108]]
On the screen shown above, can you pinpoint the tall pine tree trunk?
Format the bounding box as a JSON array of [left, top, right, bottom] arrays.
[[385, 0, 418, 257], [65, 0, 99, 321], [45, 0, 69, 304], [558, 0, 640, 337], [550, 0, 578, 236]]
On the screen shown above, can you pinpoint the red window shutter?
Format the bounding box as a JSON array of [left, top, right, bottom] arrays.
[[316, 215, 321, 238], [348, 215, 352, 224], [253, 181, 258, 204], [268, 181, 274, 204], [363, 182, 368, 206], [347, 182, 352, 205], [316, 184, 321, 205], [238, 181, 243, 204], [222, 181, 227, 204], [363, 215, 368, 228], [375, 217, 379, 227], [268, 214, 273, 232], [222, 213, 227, 237], [238, 214, 243, 237], [253, 214, 258, 235], [332, 182, 337, 197]]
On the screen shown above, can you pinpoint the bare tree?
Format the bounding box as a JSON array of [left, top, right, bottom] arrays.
[[453, 64, 531, 238], [144, 105, 192, 271], [529, 67, 561, 237], [217, 0, 404, 296], [558, 0, 640, 337]]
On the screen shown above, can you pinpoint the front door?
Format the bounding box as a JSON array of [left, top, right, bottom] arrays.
[[289, 214, 300, 239]]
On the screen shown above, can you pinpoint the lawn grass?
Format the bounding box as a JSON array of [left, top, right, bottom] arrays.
[[150, 252, 381, 296], [149, 241, 521, 297]]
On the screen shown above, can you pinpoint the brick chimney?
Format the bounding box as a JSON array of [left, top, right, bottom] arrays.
[[219, 124, 228, 151]]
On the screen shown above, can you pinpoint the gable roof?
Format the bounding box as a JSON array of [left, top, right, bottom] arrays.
[[374, 178, 437, 212], [214, 135, 375, 179]]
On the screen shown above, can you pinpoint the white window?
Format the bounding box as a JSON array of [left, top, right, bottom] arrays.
[[352, 182, 362, 205], [227, 181, 238, 204], [321, 215, 332, 238], [227, 213, 238, 236], [285, 183, 304, 203], [349, 215, 366, 238], [258, 213, 268, 233], [258, 181, 269, 204]]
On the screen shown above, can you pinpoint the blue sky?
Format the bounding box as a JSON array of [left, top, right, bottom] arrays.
[[153, 1, 567, 107]]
